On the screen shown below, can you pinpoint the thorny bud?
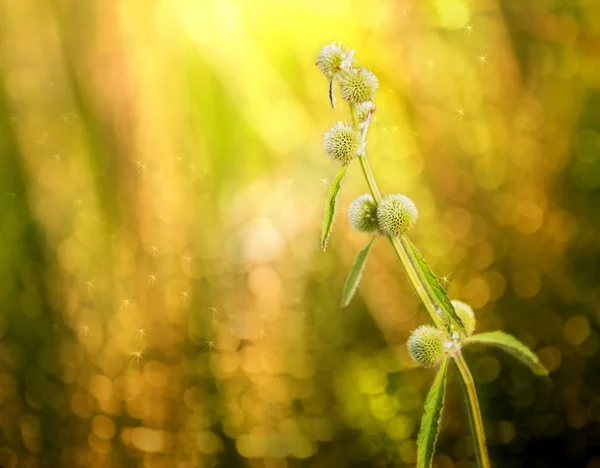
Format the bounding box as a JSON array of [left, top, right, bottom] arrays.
[[356, 101, 376, 123], [407, 325, 446, 368], [451, 300, 476, 336], [377, 194, 418, 236], [324, 122, 362, 165], [316, 42, 354, 79], [339, 67, 379, 103], [348, 194, 379, 234]]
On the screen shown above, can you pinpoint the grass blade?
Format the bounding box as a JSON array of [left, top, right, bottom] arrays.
[[401, 235, 467, 335], [341, 237, 374, 307], [417, 357, 449, 468], [463, 331, 548, 376], [321, 165, 348, 251]]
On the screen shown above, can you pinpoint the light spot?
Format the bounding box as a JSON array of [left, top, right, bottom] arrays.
[[196, 431, 223, 454], [473, 356, 500, 383], [248, 267, 282, 298], [386, 415, 414, 440], [513, 269, 541, 298], [434, 0, 470, 29], [92, 415, 116, 440], [89, 375, 113, 401], [463, 277, 490, 308], [497, 420, 515, 443], [143, 361, 170, 388], [563, 316, 590, 346], [538, 346, 562, 372], [130, 427, 169, 453]]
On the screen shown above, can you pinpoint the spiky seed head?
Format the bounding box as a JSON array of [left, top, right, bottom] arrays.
[[376, 194, 418, 236], [324, 122, 362, 165], [356, 101, 376, 123], [348, 194, 379, 234], [339, 67, 379, 103], [451, 300, 476, 336], [407, 326, 445, 368], [316, 42, 353, 79]]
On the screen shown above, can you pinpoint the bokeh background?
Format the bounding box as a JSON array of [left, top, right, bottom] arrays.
[[1, 0, 600, 467]]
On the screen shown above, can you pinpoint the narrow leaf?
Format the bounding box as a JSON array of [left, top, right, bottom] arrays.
[[321, 165, 348, 251], [417, 358, 449, 468], [401, 236, 467, 335], [328, 78, 335, 108], [464, 331, 548, 376], [341, 237, 374, 307]]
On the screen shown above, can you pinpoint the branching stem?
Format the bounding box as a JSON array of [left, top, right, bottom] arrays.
[[348, 102, 490, 468]]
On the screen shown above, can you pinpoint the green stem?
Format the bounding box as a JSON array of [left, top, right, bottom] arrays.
[[391, 235, 448, 333], [357, 151, 382, 202], [454, 352, 491, 468], [349, 103, 447, 335], [348, 102, 490, 467]]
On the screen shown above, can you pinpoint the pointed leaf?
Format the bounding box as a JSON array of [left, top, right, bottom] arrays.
[[328, 79, 336, 108], [341, 237, 374, 307], [464, 331, 548, 376], [417, 358, 449, 468], [321, 165, 348, 251], [400, 235, 467, 335]]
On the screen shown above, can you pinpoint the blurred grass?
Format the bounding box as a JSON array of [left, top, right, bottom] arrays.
[[1, 0, 600, 467]]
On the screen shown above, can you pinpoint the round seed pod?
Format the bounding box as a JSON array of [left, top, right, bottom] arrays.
[[451, 300, 476, 336], [339, 67, 379, 103], [348, 194, 379, 234], [407, 326, 445, 368], [316, 42, 352, 79], [376, 194, 418, 236], [324, 122, 362, 165]]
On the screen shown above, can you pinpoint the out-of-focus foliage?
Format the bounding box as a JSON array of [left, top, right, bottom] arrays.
[[1, 0, 600, 467]]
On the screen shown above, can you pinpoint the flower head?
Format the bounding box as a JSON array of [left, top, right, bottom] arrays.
[[324, 122, 362, 165], [407, 325, 445, 368], [348, 194, 379, 234], [377, 194, 418, 236], [356, 101, 376, 123], [339, 67, 379, 103], [316, 42, 354, 79], [451, 300, 476, 336]]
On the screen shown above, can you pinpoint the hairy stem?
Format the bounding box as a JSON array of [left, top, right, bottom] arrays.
[[454, 352, 491, 468], [348, 102, 490, 467]]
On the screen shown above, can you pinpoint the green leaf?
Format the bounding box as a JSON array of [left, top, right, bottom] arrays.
[[464, 331, 548, 376], [321, 165, 348, 251], [401, 235, 467, 335], [417, 357, 449, 468], [341, 237, 374, 307]]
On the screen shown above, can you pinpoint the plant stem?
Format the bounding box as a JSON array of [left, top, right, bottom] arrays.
[[393, 235, 449, 334], [348, 102, 490, 467], [454, 352, 491, 468], [357, 151, 382, 202], [349, 104, 447, 335]]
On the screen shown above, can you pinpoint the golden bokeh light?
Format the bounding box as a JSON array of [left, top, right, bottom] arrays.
[[1, 0, 600, 466]]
